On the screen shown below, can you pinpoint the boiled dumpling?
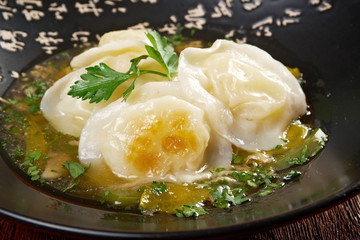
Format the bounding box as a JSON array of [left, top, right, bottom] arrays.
[[126, 81, 234, 169], [40, 68, 93, 137], [177, 39, 307, 151], [79, 96, 210, 180], [79, 81, 233, 182], [98, 29, 150, 46], [41, 30, 167, 137]]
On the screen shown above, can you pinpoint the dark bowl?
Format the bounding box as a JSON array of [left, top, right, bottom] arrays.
[[1, 1, 360, 239]]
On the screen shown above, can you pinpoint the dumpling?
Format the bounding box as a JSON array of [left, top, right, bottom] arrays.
[[177, 39, 307, 151], [40, 68, 93, 137], [79, 81, 233, 182], [41, 30, 167, 137], [126, 81, 234, 169], [98, 29, 150, 46], [79, 96, 210, 180]]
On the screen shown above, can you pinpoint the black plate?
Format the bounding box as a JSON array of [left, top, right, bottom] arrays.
[[1, 1, 360, 238]]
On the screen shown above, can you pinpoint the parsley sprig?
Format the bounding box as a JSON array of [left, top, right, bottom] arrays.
[[67, 30, 178, 103]]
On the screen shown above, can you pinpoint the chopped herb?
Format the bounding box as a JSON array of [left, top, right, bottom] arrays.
[[104, 189, 110, 197], [283, 170, 301, 181], [231, 171, 252, 182], [287, 145, 308, 165], [210, 185, 249, 208], [176, 205, 208, 217], [62, 181, 80, 192], [275, 144, 282, 149], [247, 180, 258, 188], [63, 161, 88, 179], [167, 25, 190, 46], [22, 151, 44, 182], [11, 150, 24, 157], [26, 150, 42, 161], [258, 189, 273, 197], [214, 168, 225, 173], [150, 181, 167, 196], [232, 153, 243, 164]]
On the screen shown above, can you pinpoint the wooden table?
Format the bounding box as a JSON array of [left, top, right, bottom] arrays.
[[1, 193, 359, 240]]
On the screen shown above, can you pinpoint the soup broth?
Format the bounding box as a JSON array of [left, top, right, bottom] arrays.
[[0, 32, 327, 216]]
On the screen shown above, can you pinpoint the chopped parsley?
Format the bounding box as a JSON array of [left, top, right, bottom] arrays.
[[21, 150, 44, 182], [232, 153, 243, 164], [176, 205, 208, 217], [150, 181, 168, 196], [63, 161, 88, 179], [287, 145, 308, 165], [62, 161, 90, 192]]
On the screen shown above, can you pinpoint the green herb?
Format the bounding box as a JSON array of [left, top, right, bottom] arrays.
[[67, 31, 178, 103], [150, 181, 167, 196], [283, 170, 301, 181], [26, 150, 42, 161], [210, 167, 226, 174], [258, 189, 273, 197], [104, 189, 110, 197], [11, 150, 24, 157], [23, 81, 48, 115], [145, 30, 178, 80], [21, 151, 43, 182], [62, 181, 80, 192], [231, 171, 252, 182], [232, 153, 243, 164], [287, 145, 308, 165], [63, 161, 88, 178], [275, 144, 282, 149], [167, 25, 190, 46], [176, 205, 208, 217], [210, 185, 249, 208]]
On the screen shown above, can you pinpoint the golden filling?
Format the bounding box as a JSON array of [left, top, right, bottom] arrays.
[[126, 110, 200, 175]]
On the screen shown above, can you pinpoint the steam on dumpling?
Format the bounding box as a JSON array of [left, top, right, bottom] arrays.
[[40, 30, 167, 137], [178, 39, 307, 151], [79, 96, 211, 181]]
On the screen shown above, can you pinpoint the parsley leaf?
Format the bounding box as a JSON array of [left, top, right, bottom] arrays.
[[67, 31, 177, 103], [68, 63, 135, 103], [145, 31, 178, 80], [63, 161, 88, 179]]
